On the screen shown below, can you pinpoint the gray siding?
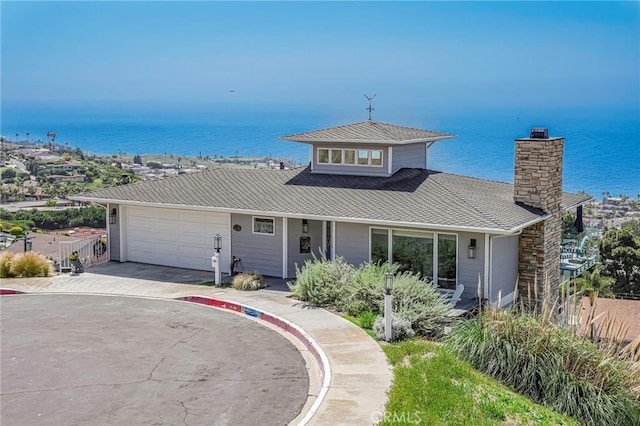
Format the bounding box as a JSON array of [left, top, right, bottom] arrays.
[[311, 143, 390, 177], [108, 204, 121, 261], [391, 143, 427, 173], [457, 232, 486, 299], [287, 218, 323, 278], [490, 235, 519, 303], [230, 214, 283, 277], [335, 222, 370, 267]]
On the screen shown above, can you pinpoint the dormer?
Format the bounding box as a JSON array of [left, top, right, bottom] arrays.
[[279, 120, 455, 177]]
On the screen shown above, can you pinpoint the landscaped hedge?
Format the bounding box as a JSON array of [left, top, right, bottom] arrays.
[[0, 206, 105, 230]]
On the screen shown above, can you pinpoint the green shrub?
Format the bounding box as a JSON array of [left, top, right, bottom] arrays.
[[390, 271, 453, 337], [8, 226, 23, 237], [0, 252, 15, 278], [231, 272, 264, 291], [8, 252, 52, 277], [373, 313, 415, 342], [357, 311, 377, 329], [446, 305, 640, 425], [288, 256, 354, 306], [336, 261, 390, 315]]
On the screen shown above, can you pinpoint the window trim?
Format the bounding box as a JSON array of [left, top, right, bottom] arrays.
[[252, 216, 275, 236]]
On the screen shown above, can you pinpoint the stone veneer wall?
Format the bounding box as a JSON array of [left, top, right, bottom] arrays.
[[514, 137, 564, 299]]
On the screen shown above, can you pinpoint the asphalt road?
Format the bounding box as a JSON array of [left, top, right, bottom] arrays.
[[0, 294, 309, 426]]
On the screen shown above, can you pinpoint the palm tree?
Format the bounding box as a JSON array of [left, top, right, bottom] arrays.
[[573, 267, 615, 340], [15, 133, 19, 143], [26, 131, 30, 145]]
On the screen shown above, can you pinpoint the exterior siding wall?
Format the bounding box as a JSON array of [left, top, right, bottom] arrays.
[[391, 143, 427, 173], [457, 232, 485, 299], [230, 213, 283, 277], [287, 218, 323, 278], [490, 235, 519, 302], [108, 204, 120, 261], [311, 143, 390, 177], [335, 222, 370, 266]]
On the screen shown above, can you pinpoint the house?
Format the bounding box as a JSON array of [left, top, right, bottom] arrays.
[[71, 120, 590, 305]]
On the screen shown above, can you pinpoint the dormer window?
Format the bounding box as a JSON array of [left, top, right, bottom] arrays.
[[331, 149, 342, 164], [317, 147, 384, 168], [344, 150, 356, 164]]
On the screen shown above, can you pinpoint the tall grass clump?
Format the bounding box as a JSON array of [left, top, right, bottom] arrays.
[[7, 252, 52, 278], [231, 272, 264, 291], [288, 255, 354, 306], [446, 290, 640, 425], [0, 251, 16, 278]]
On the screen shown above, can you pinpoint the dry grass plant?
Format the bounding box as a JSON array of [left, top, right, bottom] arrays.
[[448, 274, 640, 425]]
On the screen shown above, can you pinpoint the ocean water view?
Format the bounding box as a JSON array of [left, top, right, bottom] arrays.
[[1, 101, 638, 200]]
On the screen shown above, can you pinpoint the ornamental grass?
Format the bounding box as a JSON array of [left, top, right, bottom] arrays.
[[446, 278, 640, 425]]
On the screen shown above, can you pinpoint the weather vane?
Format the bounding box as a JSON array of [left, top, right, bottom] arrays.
[[364, 94, 376, 121]]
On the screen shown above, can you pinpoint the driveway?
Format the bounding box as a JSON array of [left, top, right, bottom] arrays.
[[1, 294, 309, 426]]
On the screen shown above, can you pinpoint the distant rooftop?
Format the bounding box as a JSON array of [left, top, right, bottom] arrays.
[[279, 121, 455, 145]]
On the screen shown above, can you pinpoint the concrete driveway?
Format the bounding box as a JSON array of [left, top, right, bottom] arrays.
[[1, 294, 309, 426]]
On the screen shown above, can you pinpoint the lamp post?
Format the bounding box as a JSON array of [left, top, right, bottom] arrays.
[[212, 234, 222, 286], [384, 267, 394, 342], [23, 231, 32, 252]]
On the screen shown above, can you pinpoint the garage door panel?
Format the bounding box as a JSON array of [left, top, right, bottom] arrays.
[[126, 207, 229, 272]]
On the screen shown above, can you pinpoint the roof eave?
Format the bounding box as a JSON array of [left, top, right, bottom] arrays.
[[561, 195, 594, 211], [70, 196, 518, 235], [278, 134, 456, 145]]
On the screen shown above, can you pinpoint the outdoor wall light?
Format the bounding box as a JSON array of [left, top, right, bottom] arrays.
[[214, 233, 222, 254], [467, 239, 477, 259], [302, 219, 309, 234], [109, 208, 117, 225]]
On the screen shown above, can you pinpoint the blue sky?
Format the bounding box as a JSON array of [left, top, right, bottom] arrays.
[[2, 1, 639, 110]]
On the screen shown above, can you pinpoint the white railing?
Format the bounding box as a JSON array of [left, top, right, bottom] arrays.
[[59, 235, 108, 272]]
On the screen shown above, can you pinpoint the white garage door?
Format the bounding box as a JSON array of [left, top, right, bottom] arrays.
[[125, 206, 230, 272]]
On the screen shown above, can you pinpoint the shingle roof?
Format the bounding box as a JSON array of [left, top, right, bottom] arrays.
[[279, 121, 455, 144], [72, 167, 591, 234]]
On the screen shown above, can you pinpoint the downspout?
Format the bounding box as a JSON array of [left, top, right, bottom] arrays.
[[488, 230, 523, 306]]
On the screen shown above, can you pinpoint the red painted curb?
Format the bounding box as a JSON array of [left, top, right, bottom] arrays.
[[176, 295, 327, 391], [0, 288, 23, 295]]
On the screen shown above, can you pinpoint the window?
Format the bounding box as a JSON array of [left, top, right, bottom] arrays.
[[371, 150, 382, 166], [371, 228, 389, 264], [357, 150, 369, 165], [253, 217, 275, 235], [437, 234, 457, 289], [316, 148, 384, 167], [344, 149, 356, 164], [318, 149, 329, 164], [392, 230, 434, 280], [370, 228, 457, 287], [331, 149, 342, 164]]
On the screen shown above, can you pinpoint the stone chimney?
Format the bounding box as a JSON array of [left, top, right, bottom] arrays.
[[514, 128, 564, 300]]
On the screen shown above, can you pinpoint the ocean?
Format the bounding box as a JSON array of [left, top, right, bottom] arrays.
[[2, 101, 638, 199]]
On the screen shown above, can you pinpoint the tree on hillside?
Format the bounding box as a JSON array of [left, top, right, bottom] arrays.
[[573, 267, 614, 340], [599, 228, 640, 294], [621, 220, 640, 238], [133, 155, 143, 165], [562, 211, 579, 241]]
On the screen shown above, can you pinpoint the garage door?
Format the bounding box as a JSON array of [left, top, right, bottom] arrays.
[[125, 206, 230, 272]]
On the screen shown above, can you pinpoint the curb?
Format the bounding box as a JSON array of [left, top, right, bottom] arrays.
[[0, 288, 23, 295], [175, 295, 331, 426]]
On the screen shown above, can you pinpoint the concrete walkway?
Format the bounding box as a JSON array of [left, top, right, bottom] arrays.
[[1, 263, 392, 425]]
